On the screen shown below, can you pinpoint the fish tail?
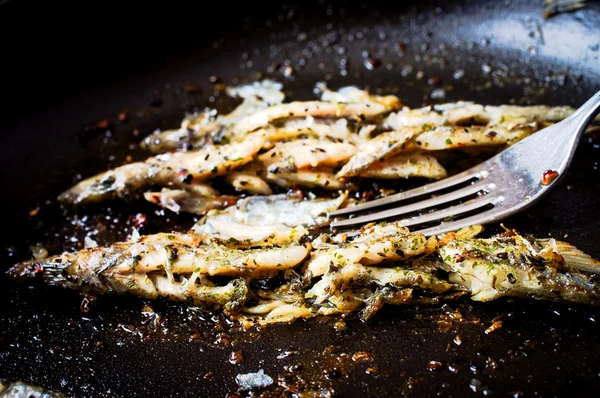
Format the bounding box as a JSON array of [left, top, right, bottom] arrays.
[[540, 239, 600, 274]]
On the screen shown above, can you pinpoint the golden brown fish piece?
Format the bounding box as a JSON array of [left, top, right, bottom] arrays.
[[336, 128, 421, 177], [143, 189, 239, 215], [384, 102, 576, 130], [258, 118, 364, 148], [358, 152, 448, 179], [231, 99, 400, 137], [142, 80, 285, 153], [259, 139, 357, 173], [408, 120, 536, 151], [439, 230, 600, 304], [303, 222, 433, 278], [193, 192, 347, 247], [338, 120, 536, 177], [9, 232, 311, 312], [59, 132, 265, 204], [264, 167, 355, 191]]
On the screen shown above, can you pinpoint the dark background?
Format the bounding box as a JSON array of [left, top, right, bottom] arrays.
[[1, 0, 600, 396]]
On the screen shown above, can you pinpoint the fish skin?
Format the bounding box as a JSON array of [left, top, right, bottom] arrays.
[[225, 172, 273, 195], [357, 152, 448, 180], [8, 220, 600, 323], [259, 139, 357, 172], [410, 122, 536, 151], [303, 222, 432, 278], [143, 189, 239, 215], [59, 132, 265, 204], [438, 233, 600, 304], [0, 380, 66, 398], [338, 120, 536, 178], [231, 100, 399, 137], [141, 83, 396, 153], [336, 128, 418, 177], [264, 167, 355, 191], [142, 80, 286, 153], [193, 192, 347, 247], [384, 102, 576, 130], [8, 232, 311, 313], [10, 232, 312, 279]]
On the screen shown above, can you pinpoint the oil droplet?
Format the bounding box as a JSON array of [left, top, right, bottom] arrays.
[[541, 169, 559, 185]]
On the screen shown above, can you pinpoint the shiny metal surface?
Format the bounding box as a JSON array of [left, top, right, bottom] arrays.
[[330, 90, 600, 235]]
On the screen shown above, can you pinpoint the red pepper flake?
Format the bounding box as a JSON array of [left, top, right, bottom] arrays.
[[281, 65, 294, 78], [147, 193, 161, 203], [427, 76, 441, 85], [118, 110, 130, 123], [396, 42, 406, 54], [132, 129, 140, 137], [96, 222, 107, 233], [222, 197, 240, 208], [361, 191, 374, 202], [184, 82, 200, 94], [542, 169, 559, 185], [228, 350, 244, 365], [363, 57, 380, 71], [28, 207, 40, 217], [427, 360, 443, 371], [214, 333, 231, 347], [33, 264, 43, 274], [177, 168, 188, 177], [132, 213, 147, 229], [80, 294, 97, 313], [96, 119, 110, 129]]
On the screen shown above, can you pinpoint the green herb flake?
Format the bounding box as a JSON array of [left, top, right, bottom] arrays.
[[422, 123, 434, 131]]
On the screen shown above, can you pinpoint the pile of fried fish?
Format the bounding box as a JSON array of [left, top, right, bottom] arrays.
[[9, 80, 600, 324], [57, 80, 576, 213]]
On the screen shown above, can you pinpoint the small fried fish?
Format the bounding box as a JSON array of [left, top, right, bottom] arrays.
[[59, 132, 265, 204], [193, 192, 347, 246]]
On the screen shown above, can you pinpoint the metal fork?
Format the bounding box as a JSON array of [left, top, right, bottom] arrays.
[[329, 90, 600, 236]]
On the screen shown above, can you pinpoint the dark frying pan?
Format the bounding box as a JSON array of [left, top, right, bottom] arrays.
[[1, 1, 600, 396]]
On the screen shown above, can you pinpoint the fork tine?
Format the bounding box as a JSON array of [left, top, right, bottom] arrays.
[[414, 210, 502, 236], [330, 180, 494, 227], [392, 194, 497, 229], [329, 169, 483, 216]]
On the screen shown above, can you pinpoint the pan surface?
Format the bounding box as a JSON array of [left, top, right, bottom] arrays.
[[1, 0, 600, 396]]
